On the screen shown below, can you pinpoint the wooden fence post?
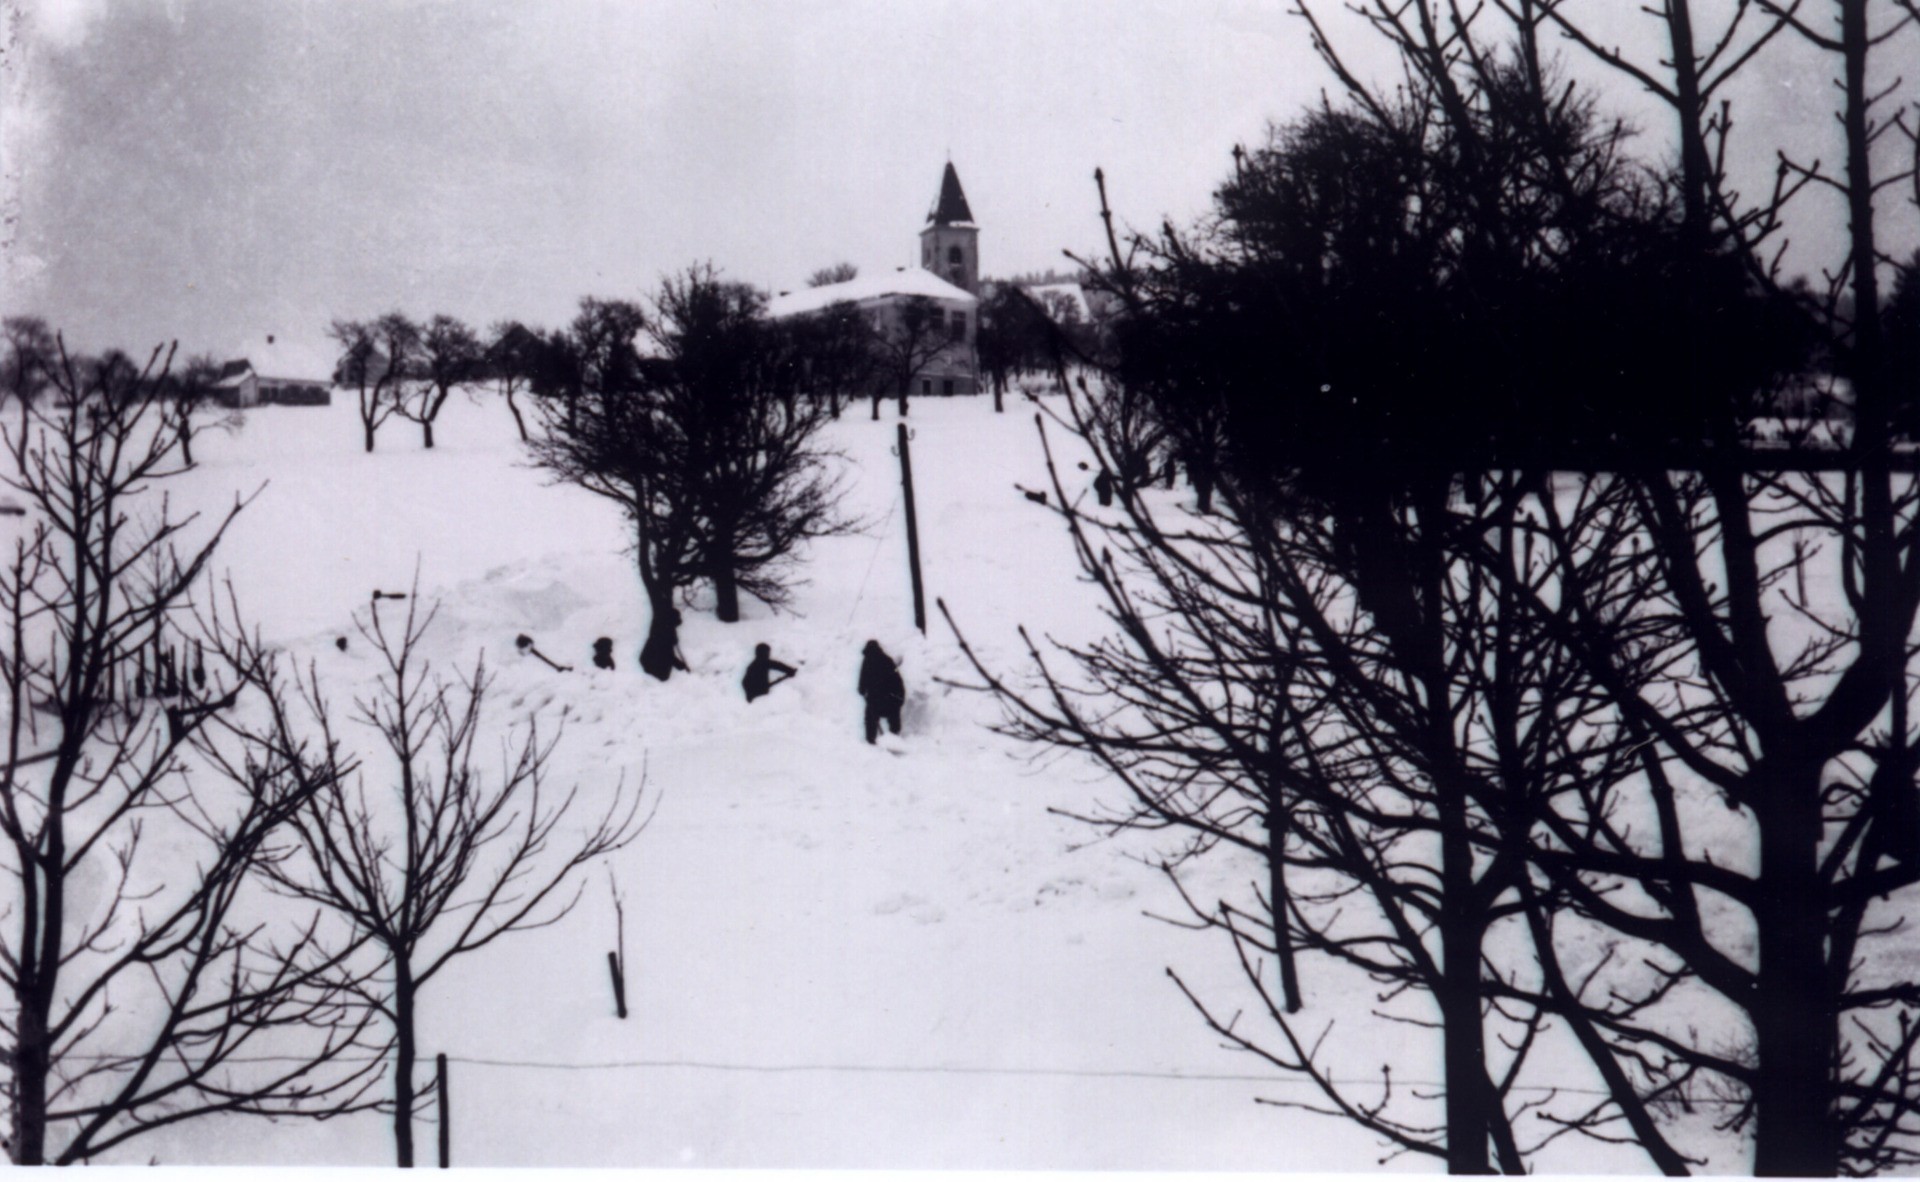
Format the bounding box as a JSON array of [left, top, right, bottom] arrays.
[[607, 951, 628, 1019], [435, 1053, 450, 1169], [898, 423, 926, 634]]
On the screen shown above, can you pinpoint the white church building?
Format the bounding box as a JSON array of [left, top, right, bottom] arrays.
[[768, 163, 981, 396]]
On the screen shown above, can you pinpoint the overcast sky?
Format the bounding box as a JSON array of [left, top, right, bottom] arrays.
[[0, 0, 1906, 359]]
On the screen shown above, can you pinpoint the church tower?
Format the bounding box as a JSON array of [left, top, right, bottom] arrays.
[[919, 162, 979, 294]]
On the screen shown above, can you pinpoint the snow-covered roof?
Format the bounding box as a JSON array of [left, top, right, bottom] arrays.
[[768, 267, 977, 320], [237, 333, 334, 384]]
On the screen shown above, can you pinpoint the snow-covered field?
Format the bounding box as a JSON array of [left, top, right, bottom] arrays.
[[78, 388, 1432, 1172], [61, 385, 1728, 1175]]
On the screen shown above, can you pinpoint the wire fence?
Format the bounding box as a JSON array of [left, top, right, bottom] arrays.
[[56, 1047, 1745, 1101]]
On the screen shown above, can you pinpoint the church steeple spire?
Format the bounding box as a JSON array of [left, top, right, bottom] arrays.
[[927, 161, 975, 226]]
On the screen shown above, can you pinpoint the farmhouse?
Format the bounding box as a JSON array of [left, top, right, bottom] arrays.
[[214, 333, 334, 407], [768, 163, 981, 396]]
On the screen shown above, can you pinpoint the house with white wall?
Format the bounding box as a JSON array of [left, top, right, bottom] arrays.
[[768, 163, 982, 396], [215, 333, 334, 407]]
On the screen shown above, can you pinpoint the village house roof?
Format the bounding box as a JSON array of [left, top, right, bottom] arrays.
[[233, 333, 334, 384], [927, 162, 975, 227], [767, 266, 978, 320]]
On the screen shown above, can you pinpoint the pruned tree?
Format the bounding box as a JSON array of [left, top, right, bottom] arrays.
[[648, 265, 859, 621], [947, 400, 1686, 1173], [1080, 372, 1169, 497], [1465, 1, 1920, 1174], [975, 283, 1056, 413], [162, 352, 224, 468], [783, 300, 879, 419], [529, 276, 858, 640], [330, 315, 414, 453], [397, 315, 481, 450], [944, 0, 1920, 1173], [0, 336, 385, 1165], [524, 298, 700, 671], [485, 320, 544, 443], [2, 317, 54, 435], [249, 591, 645, 1167], [869, 294, 949, 420]]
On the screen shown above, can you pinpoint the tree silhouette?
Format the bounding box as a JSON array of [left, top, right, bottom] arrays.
[[951, 0, 1920, 1172], [0, 336, 384, 1165], [251, 592, 645, 1167]]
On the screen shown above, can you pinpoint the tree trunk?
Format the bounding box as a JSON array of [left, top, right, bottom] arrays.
[[393, 965, 418, 1168], [1267, 810, 1302, 1013], [12, 824, 61, 1164], [870, 392, 881, 421], [11, 900, 52, 1164], [992, 377, 1004, 413], [12, 1006, 48, 1164], [505, 390, 529, 442], [712, 563, 740, 624], [1750, 763, 1838, 1177], [422, 418, 435, 450], [1438, 826, 1495, 1175], [178, 421, 195, 468], [364, 421, 377, 453]]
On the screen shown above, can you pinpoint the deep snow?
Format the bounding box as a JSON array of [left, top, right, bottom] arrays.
[[67, 388, 1641, 1171]]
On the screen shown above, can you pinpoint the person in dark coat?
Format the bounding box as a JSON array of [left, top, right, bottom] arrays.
[[857, 639, 905, 743], [742, 643, 796, 702], [592, 637, 616, 670], [1093, 467, 1114, 507], [639, 607, 688, 682]]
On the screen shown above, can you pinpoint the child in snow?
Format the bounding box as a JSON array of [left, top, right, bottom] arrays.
[[857, 639, 905, 744], [742, 643, 797, 702]]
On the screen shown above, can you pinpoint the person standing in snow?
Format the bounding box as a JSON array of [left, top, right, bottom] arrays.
[[639, 607, 688, 682], [857, 639, 905, 744], [742, 643, 797, 702]]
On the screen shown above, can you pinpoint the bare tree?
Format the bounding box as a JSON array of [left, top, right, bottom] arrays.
[[869, 294, 949, 420], [783, 300, 879, 419], [649, 266, 859, 621], [253, 591, 646, 1167], [0, 338, 384, 1164], [1, 318, 54, 436], [945, 0, 1897, 1172], [530, 277, 859, 639], [162, 352, 224, 468], [1463, 2, 1920, 1173], [975, 284, 1056, 414], [523, 297, 702, 676], [397, 315, 481, 450], [807, 261, 859, 287], [485, 321, 544, 443], [330, 314, 416, 454]]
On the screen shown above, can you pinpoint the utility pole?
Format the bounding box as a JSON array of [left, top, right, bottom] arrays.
[[898, 422, 926, 633]]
